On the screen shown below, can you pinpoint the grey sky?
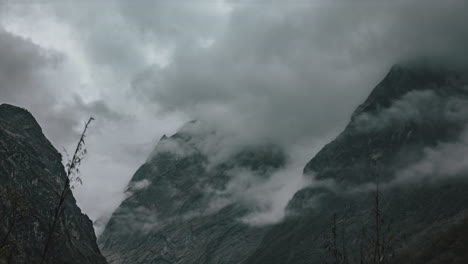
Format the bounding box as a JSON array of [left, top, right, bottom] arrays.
[[0, 0, 467, 233]]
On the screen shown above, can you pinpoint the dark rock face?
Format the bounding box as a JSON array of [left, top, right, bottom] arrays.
[[99, 122, 287, 264], [0, 104, 107, 263], [245, 64, 468, 263]]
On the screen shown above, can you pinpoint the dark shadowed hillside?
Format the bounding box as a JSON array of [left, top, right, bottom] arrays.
[[0, 104, 107, 263], [391, 212, 468, 264]]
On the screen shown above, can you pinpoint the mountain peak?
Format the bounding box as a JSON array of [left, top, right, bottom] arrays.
[[246, 63, 468, 264], [0, 104, 107, 263], [0, 103, 41, 128], [100, 118, 287, 263], [0, 103, 48, 143], [351, 62, 468, 120], [304, 63, 468, 182]]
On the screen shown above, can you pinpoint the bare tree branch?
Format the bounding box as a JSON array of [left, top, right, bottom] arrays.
[[39, 117, 94, 264]]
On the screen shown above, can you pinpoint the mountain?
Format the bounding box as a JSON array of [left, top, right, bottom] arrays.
[[99, 121, 287, 264], [245, 63, 468, 263], [0, 104, 107, 263], [100, 62, 468, 263]]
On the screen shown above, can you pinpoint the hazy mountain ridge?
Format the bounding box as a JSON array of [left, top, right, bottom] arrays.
[[0, 104, 107, 263]]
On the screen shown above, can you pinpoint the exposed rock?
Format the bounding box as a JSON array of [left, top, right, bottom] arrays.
[[0, 104, 107, 263]]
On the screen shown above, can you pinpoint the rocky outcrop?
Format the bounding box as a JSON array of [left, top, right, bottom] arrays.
[[0, 104, 107, 263]]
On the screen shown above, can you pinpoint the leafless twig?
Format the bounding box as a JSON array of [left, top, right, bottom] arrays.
[[39, 117, 94, 264]]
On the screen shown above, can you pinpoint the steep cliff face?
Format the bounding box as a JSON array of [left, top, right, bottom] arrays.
[[245, 64, 468, 263], [0, 104, 107, 263], [99, 121, 287, 264]]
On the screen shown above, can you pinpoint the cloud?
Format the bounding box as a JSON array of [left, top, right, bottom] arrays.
[[350, 82, 468, 186], [200, 144, 313, 226], [354, 89, 468, 132], [237, 159, 311, 226], [396, 127, 468, 184], [0, 2, 186, 235], [130, 121, 314, 227], [131, 0, 468, 150], [117, 0, 229, 46], [0, 26, 79, 143], [0, 21, 127, 145], [127, 179, 152, 193], [0, 22, 140, 237]]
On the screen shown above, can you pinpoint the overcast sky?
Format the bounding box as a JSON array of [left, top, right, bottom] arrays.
[[0, 0, 467, 234]]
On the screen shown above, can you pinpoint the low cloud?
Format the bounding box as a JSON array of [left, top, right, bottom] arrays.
[[238, 164, 311, 226], [351, 84, 468, 186], [354, 89, 468, 132], [395, 127, 468, 184], [151, 136, 198, 159], [132, 0, 468, 150], [204, 144, 314, 226], [126, 179, 152, 196], [134, 121, 318, 227], [300, 84, 468, 197]]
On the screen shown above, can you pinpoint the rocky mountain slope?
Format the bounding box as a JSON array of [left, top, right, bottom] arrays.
[[0, 104, 107, 263], [245, 63, 468, 263], [99, 121, 287, 263]]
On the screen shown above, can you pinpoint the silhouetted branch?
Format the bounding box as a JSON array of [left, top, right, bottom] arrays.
[[321, 153, 397, 264], [39, 117, 94, 264]]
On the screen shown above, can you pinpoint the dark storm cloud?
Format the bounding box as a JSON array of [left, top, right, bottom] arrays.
[[131, 0, 468, 148], [0, 19, 144, 235], [0, 26, 122, 147], [0, 27, 61, 99], [48, 0, 228, 77], [117, 0, 225, 45], [0, 27, 76, 145]]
